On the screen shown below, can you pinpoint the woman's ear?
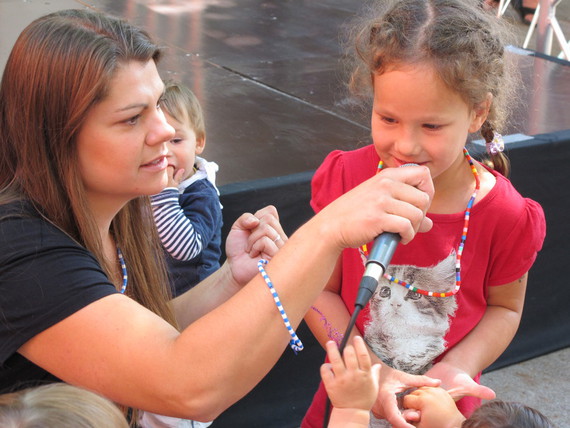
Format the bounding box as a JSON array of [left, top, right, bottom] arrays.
[[469, 92, 493, 133], [195, 136, 206, 155]]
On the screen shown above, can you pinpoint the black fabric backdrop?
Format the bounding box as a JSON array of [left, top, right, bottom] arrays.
[[212, 130, 570, 428]]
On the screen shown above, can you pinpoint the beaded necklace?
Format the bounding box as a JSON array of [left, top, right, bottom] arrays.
[[362, 148, 479, 297], [117, 247, 128, 294]]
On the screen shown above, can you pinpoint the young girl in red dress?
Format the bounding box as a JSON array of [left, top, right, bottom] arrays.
[[302, 1, 546, 427]]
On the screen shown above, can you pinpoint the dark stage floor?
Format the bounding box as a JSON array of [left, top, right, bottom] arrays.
[[1, 0, 570, 186]]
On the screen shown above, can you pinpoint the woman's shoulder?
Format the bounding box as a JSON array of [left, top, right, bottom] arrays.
[[0, 200, 84, 252]]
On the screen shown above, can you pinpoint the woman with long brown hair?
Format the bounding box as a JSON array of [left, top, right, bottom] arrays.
[[0, 8, 434, 425]]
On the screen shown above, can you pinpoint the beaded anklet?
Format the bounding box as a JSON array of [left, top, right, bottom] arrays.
[[257, 259, 304, 353]]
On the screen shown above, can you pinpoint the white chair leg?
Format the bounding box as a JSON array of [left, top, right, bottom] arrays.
[[522, 4, 541, 49]]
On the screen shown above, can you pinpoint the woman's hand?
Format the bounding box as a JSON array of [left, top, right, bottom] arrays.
[[225, 205, 287, 286], [371, 365, 441, 428], [318, 165, 434, 252], [424, 362, 496, 402]]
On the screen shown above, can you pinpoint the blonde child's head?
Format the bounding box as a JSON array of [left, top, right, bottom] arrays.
[[0, 383, 129, 428], [160, 80, 207, 182], [346, 0, 518, 175], [162, 80, 206, 143]]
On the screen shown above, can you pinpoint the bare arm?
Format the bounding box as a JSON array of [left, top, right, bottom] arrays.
[[424, 274, 528, 400], [171, 205, 288, 328], [304, 258, 358, 348], [18, 165, 434, 422]]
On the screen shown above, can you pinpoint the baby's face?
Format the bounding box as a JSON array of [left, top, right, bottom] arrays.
[[164, 112, 204, 182]]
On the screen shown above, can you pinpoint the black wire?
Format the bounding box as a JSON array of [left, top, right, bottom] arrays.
[[322, 304, 364, 428]]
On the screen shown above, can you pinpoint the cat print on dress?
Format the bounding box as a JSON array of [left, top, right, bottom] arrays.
[[363, 251, 458, 428], [363, 251, 458, 375]]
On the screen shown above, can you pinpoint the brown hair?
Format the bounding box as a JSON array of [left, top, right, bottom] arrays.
[[0, 383, 129, 428], [161, 79, 206, 141], [0, 9, 177, 420], [462, 400, 556, 428], [345, 0, 518, 176]]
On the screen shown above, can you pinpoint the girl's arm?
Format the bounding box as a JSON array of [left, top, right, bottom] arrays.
[[304, 258, 357, 348], [18, 166, 434, 422], [424, 274, 528, 399]]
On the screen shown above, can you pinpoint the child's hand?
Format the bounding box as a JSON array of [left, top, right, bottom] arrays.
[[167, 166, 186, 188], [321, 336, 381, 411], [402, 387, 465, 428]]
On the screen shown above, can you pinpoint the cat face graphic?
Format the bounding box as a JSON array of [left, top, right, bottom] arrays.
[[364, 251, 458, 374]]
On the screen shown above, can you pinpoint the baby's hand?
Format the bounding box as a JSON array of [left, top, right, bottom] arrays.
[[167, 166, 186, 188], [402, 387, 465, 428], [321, 336, 381, 411]]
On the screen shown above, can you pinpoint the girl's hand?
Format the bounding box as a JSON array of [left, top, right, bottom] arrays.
[[424, 362, 496, 402], [402, 387, 466, 428], [371, 365, 440, 428], [225, 206, 287, 286]]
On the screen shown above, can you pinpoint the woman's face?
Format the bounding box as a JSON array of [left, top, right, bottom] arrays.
[[76, 60, 174, 212]]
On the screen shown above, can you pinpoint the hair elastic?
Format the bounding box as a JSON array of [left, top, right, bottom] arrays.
[[257, 259, 304, 353], [487, 131, 505, 155]]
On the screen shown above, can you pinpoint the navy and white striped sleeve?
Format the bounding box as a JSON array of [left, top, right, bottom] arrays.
[[150, 188, 203, 261]]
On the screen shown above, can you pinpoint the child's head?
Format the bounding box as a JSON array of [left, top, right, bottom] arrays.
[[161, 80, 206, 182], [463, 400, 556, 428], [347, 0, 516, 176], [0, 383, 129, 427]]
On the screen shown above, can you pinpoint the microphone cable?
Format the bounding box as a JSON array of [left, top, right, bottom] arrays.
[[322, 232, 400, 428]]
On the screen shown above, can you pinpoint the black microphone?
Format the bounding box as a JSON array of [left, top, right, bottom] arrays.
[[354, 232, 400, 308], [354, 163, 419, 308]]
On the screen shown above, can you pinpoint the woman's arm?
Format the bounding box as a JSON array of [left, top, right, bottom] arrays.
[[18, 165, 434, 421]]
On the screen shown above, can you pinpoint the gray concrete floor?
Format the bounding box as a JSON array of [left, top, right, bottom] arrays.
[[481, 346, 570, 427]]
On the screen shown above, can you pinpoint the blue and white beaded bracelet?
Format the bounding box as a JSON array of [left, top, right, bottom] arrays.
[[257, 259, 304, 353]]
